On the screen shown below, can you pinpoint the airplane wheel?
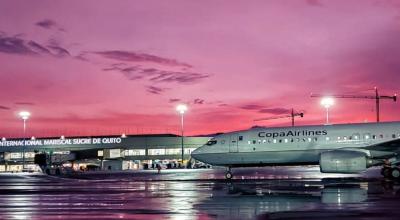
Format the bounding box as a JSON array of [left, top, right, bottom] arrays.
[[390, 167, 400, 180], [225, 171, 233, 180], [381, 167, 391, 178]]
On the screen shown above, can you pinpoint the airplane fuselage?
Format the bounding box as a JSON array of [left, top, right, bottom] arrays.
[[191, 122, 400, 168]]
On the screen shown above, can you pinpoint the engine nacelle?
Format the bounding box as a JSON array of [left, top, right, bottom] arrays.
[[319, 150, 367, 173]]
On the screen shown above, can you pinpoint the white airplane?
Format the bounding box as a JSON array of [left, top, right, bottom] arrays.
[[191, 121, 400, 179]]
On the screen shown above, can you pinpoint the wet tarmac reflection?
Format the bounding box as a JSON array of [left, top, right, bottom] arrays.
[[0, 168, 399, 220], [196, 178, 400, 219]]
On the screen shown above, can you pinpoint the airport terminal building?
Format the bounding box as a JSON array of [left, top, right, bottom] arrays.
[[0, 134, 212, 172]]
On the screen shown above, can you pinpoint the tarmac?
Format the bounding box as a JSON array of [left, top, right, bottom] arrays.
[[0, 166, 398, 220]]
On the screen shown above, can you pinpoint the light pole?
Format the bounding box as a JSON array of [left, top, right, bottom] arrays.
[[320, 97, 334, 124], [18, 111, 30, 170], [176, 104, 187, 167]]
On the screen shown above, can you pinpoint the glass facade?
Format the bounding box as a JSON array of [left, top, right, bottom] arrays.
[[124, 149, 146, 156]]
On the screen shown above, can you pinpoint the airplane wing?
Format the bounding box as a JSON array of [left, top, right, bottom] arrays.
[[361, 138, 400, 154]]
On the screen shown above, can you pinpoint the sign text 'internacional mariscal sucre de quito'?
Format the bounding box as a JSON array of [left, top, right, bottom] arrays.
[[0, 137, 123, 147]]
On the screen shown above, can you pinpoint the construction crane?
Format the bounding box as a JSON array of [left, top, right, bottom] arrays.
[[311, 87, 397, 122], [254, 108, 304, 127]]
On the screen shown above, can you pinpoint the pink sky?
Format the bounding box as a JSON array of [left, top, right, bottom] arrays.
[[0, 0, 399, 137]]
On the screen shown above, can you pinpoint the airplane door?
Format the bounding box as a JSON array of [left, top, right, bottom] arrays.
[[229, 134, 239, 153]]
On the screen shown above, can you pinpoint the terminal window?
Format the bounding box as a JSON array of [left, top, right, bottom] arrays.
[[148, 149, 166, 155], [10, 152, 35, 159], [165, 148, 181, 155], [184, 148, 197, 154], [125, 149, 146, 156], [10, 152, 22, 159]]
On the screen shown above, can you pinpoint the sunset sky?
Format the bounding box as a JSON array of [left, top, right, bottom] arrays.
[[1, 0, 399, 137]]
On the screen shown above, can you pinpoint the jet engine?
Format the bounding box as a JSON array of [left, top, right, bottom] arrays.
[[319, 150, 368, 173]]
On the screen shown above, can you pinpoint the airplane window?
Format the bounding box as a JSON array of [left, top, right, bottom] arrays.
[[248, 141, 251, 145], [263, 140, 267, 143], [268, 139, 271, 143], [206, 140, 217, 146], [349, 136, 352, 140], [380, 134, 384, 139], [326, 137, 330, 141], [258, 140, 261, 144], [354, 136, 358, 140], [343, 137, 347, 140], [372, 135, 376, 139], [273, 139, 277, 143], [314, 137, 318, 142], [392, 134, 396, 139], [291, 138, 294, 142], [253, 140, 256, 144], [303, 138, 306, 142], [284, 139, 288, 143], [279, 139, 282, 143], [308, 138, 312, 142], [337, 137, 341, 140], [221, 140, 225, 144], [296, 138, 300, 142], [365, 135, 370, 139], [239, 136, 243, 141]]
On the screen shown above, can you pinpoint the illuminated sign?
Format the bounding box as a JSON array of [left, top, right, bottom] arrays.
[[0, 137, 122, 147]]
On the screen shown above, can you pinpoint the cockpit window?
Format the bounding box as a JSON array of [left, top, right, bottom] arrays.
[[206, 140, 217, 146]]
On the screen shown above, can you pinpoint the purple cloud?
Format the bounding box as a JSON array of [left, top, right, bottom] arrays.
[[0, 105, 10, 110], [193, 98, 205, 104], [240, 104, 266, 110], [94, 50, 193, 68], [258, 108, 292, 115], [147, 70, 209, 84], [15, 102, 35, 106], [0, 32, 70, 57], [75, 52, 90, 61], [169, 98, 181, 103], [48, 45, 70, 57], [35, 19, 65, 31], [0, 34, 37, 55], [27, 41, 51, 55], [103, 64, 210, 84], [36, 19, 57, 29], [240, 104, 293, 115], [146, 86, 169, 95]]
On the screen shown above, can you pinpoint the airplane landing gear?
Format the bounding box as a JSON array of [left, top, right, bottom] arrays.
[[381, 166, 400, 180], [381, 166, 391, 178], [390, 167, 400, 179], [225, 167, 233, 180]]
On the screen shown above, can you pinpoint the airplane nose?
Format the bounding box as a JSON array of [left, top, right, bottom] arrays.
[[191, 147, 203, 161]]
